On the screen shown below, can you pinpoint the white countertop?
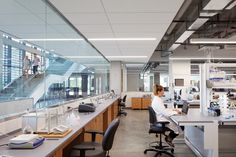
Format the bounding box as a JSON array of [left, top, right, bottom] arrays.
[[0, 97, 119, 157], [171, 108, 236, 125]]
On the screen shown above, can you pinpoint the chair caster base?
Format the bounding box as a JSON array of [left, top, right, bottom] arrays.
[[144, 148, 174, 157]]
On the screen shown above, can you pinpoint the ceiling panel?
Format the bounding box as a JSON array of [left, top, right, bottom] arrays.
[[64, 13, 109, 25], [108, 13, 176, 24], [122, 58, 150, 62], [102, 0, 184, 13], [49, 0, 184, 63], [83, 33, 114, 38], [111, 24, 168, 33], [49, 0, 104, 13], [74, 24, 112, 33], [89, 41, 117, 47], [121, 50, 154, 56], [114, 32, 163, 38], [116, 40, 158, 46]]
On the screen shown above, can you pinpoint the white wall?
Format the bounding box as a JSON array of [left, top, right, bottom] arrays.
[[110, 61, 121, 94], [170, 60, 191, 87], [127, 73, 140, 91], [169, 60, 191, 100]]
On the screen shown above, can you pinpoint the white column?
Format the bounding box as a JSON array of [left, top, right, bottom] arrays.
[[110, 61, 122, 94], [169, 60, 191, 99], [169, 60, 174, 100], [122, 64, 127, 92]]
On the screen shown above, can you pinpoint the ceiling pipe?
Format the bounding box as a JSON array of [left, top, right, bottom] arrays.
[[167, 0, 235, 51], [166, 0, 193, 36]]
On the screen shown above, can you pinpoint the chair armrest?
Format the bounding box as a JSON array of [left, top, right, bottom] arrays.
[[85, 130, 104, 142], [154, 121, 170, 127], [72, 144, 95, 157]]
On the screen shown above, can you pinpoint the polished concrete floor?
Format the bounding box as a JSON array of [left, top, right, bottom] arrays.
[[110, 109, 197, 157]]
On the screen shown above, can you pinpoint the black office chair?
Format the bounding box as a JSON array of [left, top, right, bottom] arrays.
[[118, 95, 127, 116], [70, 118, 120, 157], [144, 107, 174, 157]]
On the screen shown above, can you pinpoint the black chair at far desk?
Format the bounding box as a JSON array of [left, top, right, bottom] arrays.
[[118, 95, 127, 116], [144, 107, 174, 157], [70, 118, 120, 157]]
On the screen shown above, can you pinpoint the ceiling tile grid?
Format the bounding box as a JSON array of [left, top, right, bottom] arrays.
[[50, 0, 184, 63]]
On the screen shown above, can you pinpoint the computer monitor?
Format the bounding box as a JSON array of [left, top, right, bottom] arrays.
[[181, 101, 189, 114]]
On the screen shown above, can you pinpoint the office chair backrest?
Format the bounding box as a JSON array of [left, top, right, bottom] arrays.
[[148, 107, 157, 124], [181, 101, 189, 114], [102, 118, 120, 151], [122, 95, 127, 103]]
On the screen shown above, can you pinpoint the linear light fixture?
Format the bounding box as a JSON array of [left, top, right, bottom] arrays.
[[19, 38, 84, 41], [168, 44, 181, 51], [89, 38, 156, 41], [188, 18, 209, 30], [169, 57, 236, 60], [175, 31, 195, 43], [200, 12, 217, 17], [168, 17, 209, 51], [19, 38, 156, 41], [190, 38, 236, 44], [106, 56, 148, 58], [226, 1, 236, 9], [65, 56, 148, 59], [66, 56, 147, 59], [66, 56, 103, 59], [203, 0, 232, 10]]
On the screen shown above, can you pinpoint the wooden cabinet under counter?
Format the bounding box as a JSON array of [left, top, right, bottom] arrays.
[[142, 97, 151, 109], [131, 97, 152, 109], [131, 97, 142, 109]]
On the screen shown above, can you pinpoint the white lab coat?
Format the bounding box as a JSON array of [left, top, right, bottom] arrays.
[[151, 96, 182, 134]]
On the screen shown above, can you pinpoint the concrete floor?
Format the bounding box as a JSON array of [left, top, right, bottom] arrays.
[[110, 109, 197, 157]]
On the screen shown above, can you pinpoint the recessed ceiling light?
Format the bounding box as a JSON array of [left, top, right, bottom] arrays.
[[19, 38, 84, 41], [200, 12, 217, 17], [168, 44, 181, 51], [169, 57, 236, 60], [66, 56, 103, 59], [190, 38, 236, 44], [175, 31, 195, 43], [89, 38, 156, 41], [66, 56, 148, 59], [226, 1, 236, 9], [19, 38, 156, 41], [203, 0, 232, 10], [106, 56, 148, 58]]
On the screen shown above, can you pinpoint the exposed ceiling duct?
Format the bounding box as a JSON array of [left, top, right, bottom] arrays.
[[145, 0, 236, 73], [156, 0, 236, 52]]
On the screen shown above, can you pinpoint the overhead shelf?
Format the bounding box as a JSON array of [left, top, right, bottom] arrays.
[[206, 80, 236, 88]]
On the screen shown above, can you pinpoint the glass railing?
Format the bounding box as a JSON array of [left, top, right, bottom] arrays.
[[0, 0, 110, 119]]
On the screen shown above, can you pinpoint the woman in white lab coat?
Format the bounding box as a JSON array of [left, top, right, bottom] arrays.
[[151, 84, 182, 147]]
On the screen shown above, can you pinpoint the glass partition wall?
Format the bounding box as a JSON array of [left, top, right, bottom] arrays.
[[0, 0, 110, 118]]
